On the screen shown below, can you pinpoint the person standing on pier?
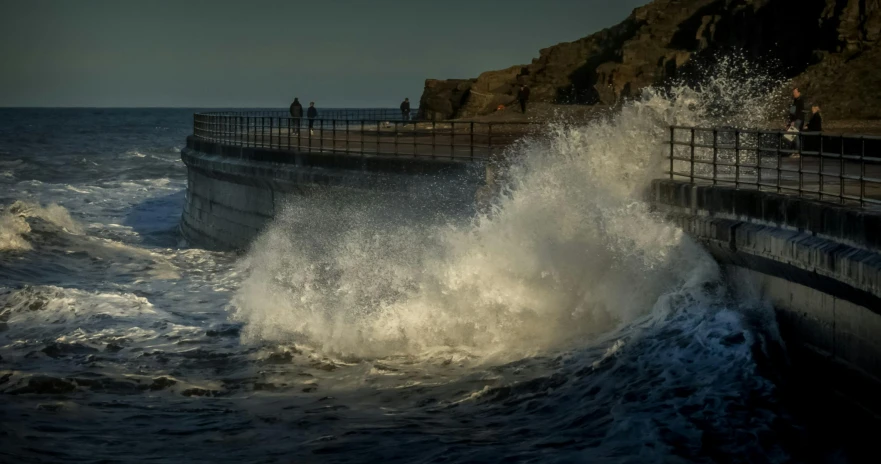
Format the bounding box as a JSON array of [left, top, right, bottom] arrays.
[[806, 104, 822, 132], [400, 98, 411, 122], [517, 84, 530, 114], [307, 102, 318, 135], [289, 98, 303, 134], [787, 87, 805, 131]]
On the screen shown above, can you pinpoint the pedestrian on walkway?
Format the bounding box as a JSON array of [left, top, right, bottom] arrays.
[[787, 87, 805, 131], [806, 103, 822, 132], [517, 85, 530, 114], [307, 102, 318, 135], [783, 87, 806, 155], [289, 97, 303, 134], [400, 98, 411, 122]]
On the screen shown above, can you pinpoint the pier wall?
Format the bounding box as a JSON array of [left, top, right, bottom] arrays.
[[180, 136, 486, 250], [650, 179, 881, 413]]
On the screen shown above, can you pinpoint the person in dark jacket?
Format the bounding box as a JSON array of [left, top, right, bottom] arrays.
[[806, 104, 822, 132], [400, 98, 411, 122], [517, 85, 530, 114], [289, 98, 303, 133], [787, 87, 805, 131], [803, 103, 823, 153], [307, 102, 318, 135]]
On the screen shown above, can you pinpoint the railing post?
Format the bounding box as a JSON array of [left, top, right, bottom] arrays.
[[669, 127, 674, 180], [377, 120, 381, 155], [840, 135, 846, 204], [470, 121, 475, 161], [734, 129, 740, 189], [712, 128, 718, 185], [269, 117, 274, 149], [332, 119, 336, 153], [689, 128, 695, 184], [319, 119, 324, 152], [394, 121, 399, 156], [755, 132, 762, 190], [861, 136, 866, 206], [431, 120, 436, 159], [450, 121, 455, 160], [360, 120, 365, 155], [819, 133, 825, 201], [776, 132, 782, 193], [488, 123, 493, 159]]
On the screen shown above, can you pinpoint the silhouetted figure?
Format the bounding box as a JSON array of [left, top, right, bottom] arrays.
[[517, 85, 530, 113], [289, 98, 303, 133], [307, 102, 318, 135], [803, 104, 823, 153], [783, 87, 806, 155], [806, 104, 822, 132], [788, 87, 805, 131], [400, 98, 411, 121]]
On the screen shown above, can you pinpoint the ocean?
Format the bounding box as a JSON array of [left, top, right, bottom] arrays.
[[0, 102, 867, 462]]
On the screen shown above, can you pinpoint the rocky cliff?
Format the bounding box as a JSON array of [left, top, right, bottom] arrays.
[[419, 0, 881, 120]]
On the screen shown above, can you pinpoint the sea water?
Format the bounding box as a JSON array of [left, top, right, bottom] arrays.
[[0, 64, 864, 463]]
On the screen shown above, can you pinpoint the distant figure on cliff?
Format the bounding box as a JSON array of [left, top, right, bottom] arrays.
[[289, 98, 303, 133], [307, 102, 318, 135], [517, 85, 530, 113], [400, 98, 411, 122]]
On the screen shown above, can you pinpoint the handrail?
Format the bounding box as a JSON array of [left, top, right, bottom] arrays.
[[191, 112, 542, 161], [666, 126, 881, 207]]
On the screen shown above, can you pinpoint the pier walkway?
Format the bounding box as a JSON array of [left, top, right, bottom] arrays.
[[194, 110, 541, 161], [668, 126, 881, 208]]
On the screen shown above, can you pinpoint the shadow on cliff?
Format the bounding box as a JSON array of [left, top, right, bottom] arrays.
[[558, 0, 849, 107], [668, 0, 839, 77]]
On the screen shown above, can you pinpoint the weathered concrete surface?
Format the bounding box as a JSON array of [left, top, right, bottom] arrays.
[[181, 136, 486, 251], [650, 179, 881, 414]]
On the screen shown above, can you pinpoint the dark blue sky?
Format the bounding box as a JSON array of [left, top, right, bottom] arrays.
[[0, 0, 645, 107]]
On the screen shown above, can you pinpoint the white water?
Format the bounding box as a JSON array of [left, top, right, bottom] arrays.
[[2, 66, 858, 463], [232, 56, 785, 360]]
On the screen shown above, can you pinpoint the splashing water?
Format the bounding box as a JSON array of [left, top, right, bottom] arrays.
[[231, 56, 787, 360]]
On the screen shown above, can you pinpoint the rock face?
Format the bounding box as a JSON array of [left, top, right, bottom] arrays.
[[419, 0, 881, 120]]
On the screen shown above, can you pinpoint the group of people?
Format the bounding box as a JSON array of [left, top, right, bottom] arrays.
[[787, 87, 823, 133], [288, 98, 319, 135]]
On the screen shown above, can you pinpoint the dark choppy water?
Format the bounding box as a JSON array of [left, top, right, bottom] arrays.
[[0, 108, 865, 463]]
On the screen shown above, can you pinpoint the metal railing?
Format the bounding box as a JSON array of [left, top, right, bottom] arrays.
[[667, 126, 881, 207], [193, 112, 540, 161], [211, 108, 417, 121]]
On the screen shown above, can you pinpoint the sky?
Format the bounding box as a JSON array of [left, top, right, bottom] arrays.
[[0, 0, 647, 108]]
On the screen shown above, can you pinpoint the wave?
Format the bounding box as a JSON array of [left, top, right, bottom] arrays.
[[231, 55, 786, 360]]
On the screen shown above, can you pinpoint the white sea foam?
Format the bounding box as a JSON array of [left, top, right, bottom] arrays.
[[231, 56, 785, 360]]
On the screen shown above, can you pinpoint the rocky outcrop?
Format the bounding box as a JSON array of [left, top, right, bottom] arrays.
[[417, 79, 475, 121], [419, 0, 881, 120]]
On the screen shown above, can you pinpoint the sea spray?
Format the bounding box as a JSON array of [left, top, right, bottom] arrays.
[[231, 57, 787, 360]]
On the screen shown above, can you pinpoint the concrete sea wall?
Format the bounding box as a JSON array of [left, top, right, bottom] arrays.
[[180, 136, 486, 251], [650, 179, 881, 413]]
